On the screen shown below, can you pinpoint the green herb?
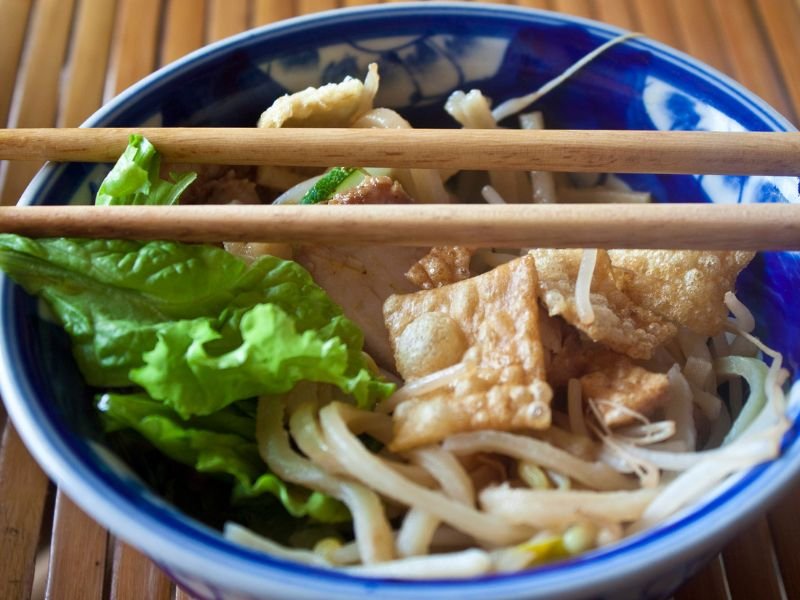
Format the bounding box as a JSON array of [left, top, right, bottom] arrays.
[[300, 167, 357, 204]]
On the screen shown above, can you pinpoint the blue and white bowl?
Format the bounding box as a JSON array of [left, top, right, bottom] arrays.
[[2, 3, 799, 599]]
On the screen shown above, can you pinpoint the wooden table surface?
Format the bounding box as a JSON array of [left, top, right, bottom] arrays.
[[1, 1, 799, 599]]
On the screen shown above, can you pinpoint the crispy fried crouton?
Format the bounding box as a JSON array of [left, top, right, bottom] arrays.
[[530, 249, 676, 360], [608, 250, 754, 336], [257, 63, 378, 128], [580, 352, 670, 428], [405, 246, 473, 289], [384, 255, 552, 451]]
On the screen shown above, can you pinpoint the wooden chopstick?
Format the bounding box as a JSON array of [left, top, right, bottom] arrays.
[[1, 128, 799, 174], [0, 204, 798, 250]]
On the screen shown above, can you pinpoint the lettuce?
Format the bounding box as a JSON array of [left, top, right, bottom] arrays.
[[99, 392, 349, 523], [0, 236, 392, 411], [95, 134, 196, 206], [0, 135, 390, 532], [131, 303, 388, 417]]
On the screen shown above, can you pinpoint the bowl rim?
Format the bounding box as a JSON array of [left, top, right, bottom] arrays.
[[1, 2, 798, 598]]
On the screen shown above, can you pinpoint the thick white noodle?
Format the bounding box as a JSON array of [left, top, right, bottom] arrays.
[[480, 486, 658, 527], [319, 402, 530, 545], [442, 430, 635, 491], [491, 32, 642, 122], [396, 509, 441, 558], [612, 430, 780, 471], [445, 89, 532, 202], [481, 184, 507, 205], [224, 523, 331, 567], [289, 398, 344, 473], [353, 108, 450, 203], [345, 549, 492, 579], [631, 436, 781, 530], [519, 111, 558, 203], [408, 446, 476, 506], [725, 291, 756, 333], [256, 397, 395, 563], [665, 365, 697, 451], [397, 446, 475, 556], [575, 249, 598, 325]]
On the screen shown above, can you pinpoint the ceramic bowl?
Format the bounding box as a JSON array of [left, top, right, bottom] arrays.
[[2, 3, 799, 599]]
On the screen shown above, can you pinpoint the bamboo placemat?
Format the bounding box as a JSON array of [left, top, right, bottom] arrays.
[[1, 1, 799, 599]]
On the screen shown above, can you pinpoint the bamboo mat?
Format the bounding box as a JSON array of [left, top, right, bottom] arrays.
[[1, 1, 799, 599]]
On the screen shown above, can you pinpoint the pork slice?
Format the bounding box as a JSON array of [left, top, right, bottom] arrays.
[[294, 245, 427, 370]]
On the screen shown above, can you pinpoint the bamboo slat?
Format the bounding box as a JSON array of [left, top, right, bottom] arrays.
[[207, 0, 249, 42], [44, 493, 108, 600], [708, 0, 795, 122], [515, 0, 549, 8], [721, 517, 785, 600], [753, 0, 800, 119], [592, 0, 636, 30], [252, 0, 294, 26], [109, 542, 172, 600], [767, 481, 800, 600], [105, 0, 162, 97], [629, 0, 682, 48], [161, 0, 207, 65], [0, 426, 51, 600], [0, 0, 33, 127], [0, 0, 77, 206], [673, 556, 730, 600], [551, 0, 594, 18], [671, 0, 731, 75], [297, 0, 338, 13], [59, 0, 117, 128]]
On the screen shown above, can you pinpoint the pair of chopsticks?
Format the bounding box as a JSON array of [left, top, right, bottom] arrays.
[[0, 128, 798, 250]]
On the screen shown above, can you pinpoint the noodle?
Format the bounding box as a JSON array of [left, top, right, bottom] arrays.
[[480, 486, 658, 527], [575, 249, 598, 325], [442, 430, 635, 491], [491, 32, 643, 122], [319, 402, 532, 545], [256, 397, 395, 563], [519, 111, 558, 203]]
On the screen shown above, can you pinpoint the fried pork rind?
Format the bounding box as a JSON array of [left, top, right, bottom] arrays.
[[405, 246, 473, 290], [257, 63, 379, 129], [580, 351, 670, 428], [530, 249, 676, 360], [608, 250, 754, 336], [384, 255, 552, 451]]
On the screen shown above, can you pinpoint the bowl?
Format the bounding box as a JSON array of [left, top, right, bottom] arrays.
[[2, 3, 800, 599]]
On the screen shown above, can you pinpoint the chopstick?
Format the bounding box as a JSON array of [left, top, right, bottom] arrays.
[[0, 204, 798, 250], [1, 128, 799, 174]]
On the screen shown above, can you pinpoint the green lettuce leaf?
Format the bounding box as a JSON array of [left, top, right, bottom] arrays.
[[0, 235, 392, 406], [95, 134, 196, 206], [98, 392, 349, 523], [130, 303, 388, 417]]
